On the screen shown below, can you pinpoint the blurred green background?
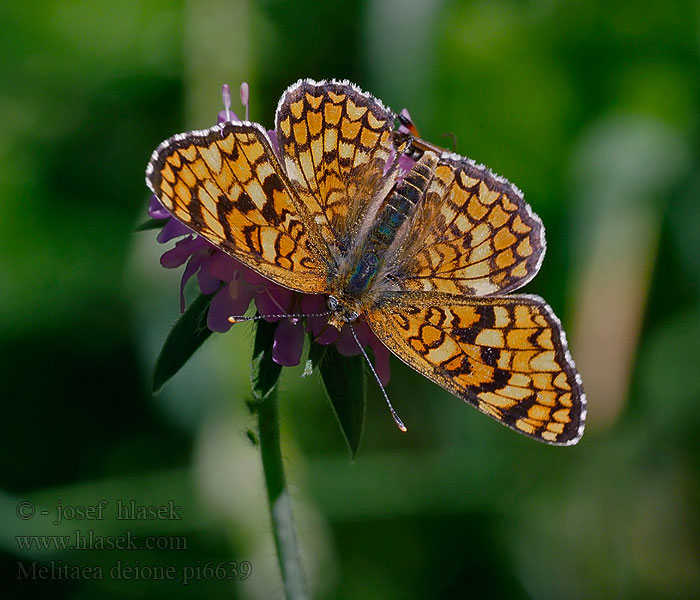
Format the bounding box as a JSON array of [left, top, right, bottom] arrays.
[[2, 0, 699, 598]]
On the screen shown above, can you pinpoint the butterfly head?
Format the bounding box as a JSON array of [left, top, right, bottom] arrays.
[[326, 295, 360, 331]]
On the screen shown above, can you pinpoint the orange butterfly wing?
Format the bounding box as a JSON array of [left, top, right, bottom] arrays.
[[146, 121, 331, 293], [393, 154, 545, 296], [367, 292, 585, 445], [276, 79, 398, 252]]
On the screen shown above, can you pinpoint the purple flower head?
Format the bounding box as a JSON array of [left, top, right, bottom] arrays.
[[149, 83, 403, 384]]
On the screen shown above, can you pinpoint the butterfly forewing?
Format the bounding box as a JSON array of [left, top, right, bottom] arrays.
[[276, 80, 397, 252], [393, 155, 545, 296], [366, 292, 585, 445], [146, 121, 331, 293]]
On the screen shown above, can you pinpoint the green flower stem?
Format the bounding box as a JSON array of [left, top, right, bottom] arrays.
[[251, 318, 308, 599], [256, 388, 309, 600]]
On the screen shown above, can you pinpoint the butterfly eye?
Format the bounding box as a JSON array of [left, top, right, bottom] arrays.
[[346, 311, 359, 323], [327, 296, 339, 311]]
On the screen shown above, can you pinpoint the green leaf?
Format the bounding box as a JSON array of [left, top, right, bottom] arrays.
[[251, 318, 283, 402], [135, 217, 168, 232], [318, 344, 366, 458], [153, 293, 213, 393]]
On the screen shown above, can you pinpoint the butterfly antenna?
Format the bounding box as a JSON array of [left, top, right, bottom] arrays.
[[349, 323, 407, 432], [240, 82, 250, 121], [222, 84, 232, 122], [228, 310, 332, 323]]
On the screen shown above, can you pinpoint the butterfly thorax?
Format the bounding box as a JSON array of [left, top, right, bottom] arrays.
[[327, 151, 438, 330]]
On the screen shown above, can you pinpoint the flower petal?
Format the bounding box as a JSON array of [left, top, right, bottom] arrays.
[[301, 294, 331, 338], [300, 294, 326, 314], [160, 237, 203, 268], [335, 325, 360, 357], [148, 195, 170, 220], [157, 218, 193, 243], [243, 267, 269, 286], [206, 281, 254, 333], [217, 109, 240, 123], [334, 321, 372, 357], [205, 252, 238, 282], [272, 318, 304, 367], [353, 321, 371, 346], [255, 286, 293, 322], [267, 129, 279, 155], [197, 261, 221, 295], [398, 153, 416, 175], [179, 253, 207, 312], [315, 326, 340, 345], [369, 335, 391, 385], [196, 251, 237, 295]]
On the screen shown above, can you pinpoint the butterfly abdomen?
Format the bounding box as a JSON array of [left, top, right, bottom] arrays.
[[344, 152, 438, 297], [369, 151, 437, 250]]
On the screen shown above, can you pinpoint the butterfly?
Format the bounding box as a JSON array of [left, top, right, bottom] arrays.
[[145, 79, 586, 445]]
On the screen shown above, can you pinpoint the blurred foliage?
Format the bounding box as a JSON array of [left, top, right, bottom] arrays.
[[1, 0, 698, 598]]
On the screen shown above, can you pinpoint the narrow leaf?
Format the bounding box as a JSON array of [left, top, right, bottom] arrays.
[[319, 345, 366, 458], [251, 318, 283, 402], [135, 218, 168, 232], [153, 293, 213, 393]]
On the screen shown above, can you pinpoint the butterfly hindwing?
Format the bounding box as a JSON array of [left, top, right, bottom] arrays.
[[393, 154, 546, 296], [146, 121, 331, 293], [366, 291, 585, 445]]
